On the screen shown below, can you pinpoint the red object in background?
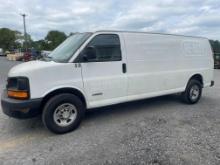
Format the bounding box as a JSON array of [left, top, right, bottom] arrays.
[[23, 51, 31, 62]]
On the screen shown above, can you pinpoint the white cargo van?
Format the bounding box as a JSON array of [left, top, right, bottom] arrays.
[[1, 31, 214, 134]]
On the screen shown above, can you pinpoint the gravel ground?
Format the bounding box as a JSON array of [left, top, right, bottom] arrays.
[[0, 56, 220, 165]]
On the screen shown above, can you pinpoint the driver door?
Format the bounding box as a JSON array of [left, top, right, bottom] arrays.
[[79, 34, 127, 108]]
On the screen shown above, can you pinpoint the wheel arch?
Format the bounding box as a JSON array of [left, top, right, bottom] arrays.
[[188, 74, 204, 87], [41, 87, 87, 110]]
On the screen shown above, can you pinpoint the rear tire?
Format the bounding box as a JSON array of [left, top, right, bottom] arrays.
[[42, 93, 85, 134], [181, 79, 202, 104]]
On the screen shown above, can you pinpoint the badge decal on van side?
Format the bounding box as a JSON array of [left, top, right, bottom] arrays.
[[92, 93, 103, 96]]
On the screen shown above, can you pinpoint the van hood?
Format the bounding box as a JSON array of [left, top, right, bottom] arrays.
[[8, 60, 59, 77]]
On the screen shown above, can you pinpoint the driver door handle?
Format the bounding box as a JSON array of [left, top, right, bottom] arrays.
[[122, 63, 126, 73]]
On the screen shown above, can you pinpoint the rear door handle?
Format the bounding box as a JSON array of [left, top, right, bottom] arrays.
[[122, 63, 127, 73]]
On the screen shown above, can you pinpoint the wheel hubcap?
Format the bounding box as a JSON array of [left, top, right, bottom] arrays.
[[190, 85, 200, 101], [53, 103, 77, 127]]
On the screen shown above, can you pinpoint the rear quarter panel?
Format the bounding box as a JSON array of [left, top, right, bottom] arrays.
[[123, 32, 213, 97]]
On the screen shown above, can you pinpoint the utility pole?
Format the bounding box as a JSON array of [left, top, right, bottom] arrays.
[[20, 13, 27, 51]]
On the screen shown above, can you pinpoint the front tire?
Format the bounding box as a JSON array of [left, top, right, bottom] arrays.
[[181, 79, 202, 104], [42, 93, 85, 134]]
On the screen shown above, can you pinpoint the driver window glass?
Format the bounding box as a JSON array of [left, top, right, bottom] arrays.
[[85, 34, 122, 62]]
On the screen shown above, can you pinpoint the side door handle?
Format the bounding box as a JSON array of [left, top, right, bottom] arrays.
[[122, 63, 127, 73]]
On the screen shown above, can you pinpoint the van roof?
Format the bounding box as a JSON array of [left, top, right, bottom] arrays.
[[94, 30, 208, 40]]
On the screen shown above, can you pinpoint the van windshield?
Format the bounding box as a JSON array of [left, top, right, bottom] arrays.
[[48, 33, 92, 63]]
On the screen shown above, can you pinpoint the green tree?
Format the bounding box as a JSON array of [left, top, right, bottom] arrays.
[[31, 39, 46, 51], [0, 28, 33, 51], [209, 40, 220, 53], [15, 31, 32, 43], [44, 30, 67, 50], [0, 28, 16, 51]]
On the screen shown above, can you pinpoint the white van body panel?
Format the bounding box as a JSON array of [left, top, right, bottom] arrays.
[[122, 32, 213, 97], [7, 31, 214, 109], [8, 61, 87, 104], [84, 32, 213, 108]]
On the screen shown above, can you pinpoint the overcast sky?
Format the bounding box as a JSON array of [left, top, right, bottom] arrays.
[[0, 0, 220, 40]]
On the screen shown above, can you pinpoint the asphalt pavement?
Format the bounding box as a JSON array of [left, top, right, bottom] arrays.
[[0, 56, 220, 165]]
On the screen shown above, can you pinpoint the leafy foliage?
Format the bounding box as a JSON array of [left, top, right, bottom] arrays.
[[0, 28, 34, 51], [44, 31, 67, 50], [31, 30, 67, 51], [0, 28, 17, 50], [0, 28, 67, 52], [209, 40, 220, 53]]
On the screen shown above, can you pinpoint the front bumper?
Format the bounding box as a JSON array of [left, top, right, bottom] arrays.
[[1, 90, 42, 119]]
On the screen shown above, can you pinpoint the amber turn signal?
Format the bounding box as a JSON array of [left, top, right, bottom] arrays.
[[7, 90, 28, 99]]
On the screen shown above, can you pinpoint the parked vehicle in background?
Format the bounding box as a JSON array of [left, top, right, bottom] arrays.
[[214, 53, 220, 69], [23, 49, 42, 62], [41, 50, 52, 57], [1, 30, 214, 134], [0, 48, 5, 56], [5, 51, 10, 56], [23, 50, 31, 62]]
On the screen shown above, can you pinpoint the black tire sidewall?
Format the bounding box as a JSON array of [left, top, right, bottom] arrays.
[[185, 80, 202, 104], [42, 93, 85, 134]]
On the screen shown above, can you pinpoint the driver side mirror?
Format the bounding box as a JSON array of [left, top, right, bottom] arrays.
[[83, 46, 96, 61]]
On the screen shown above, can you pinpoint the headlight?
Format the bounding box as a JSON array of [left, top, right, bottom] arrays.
[[7, 77, 30, 99]]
